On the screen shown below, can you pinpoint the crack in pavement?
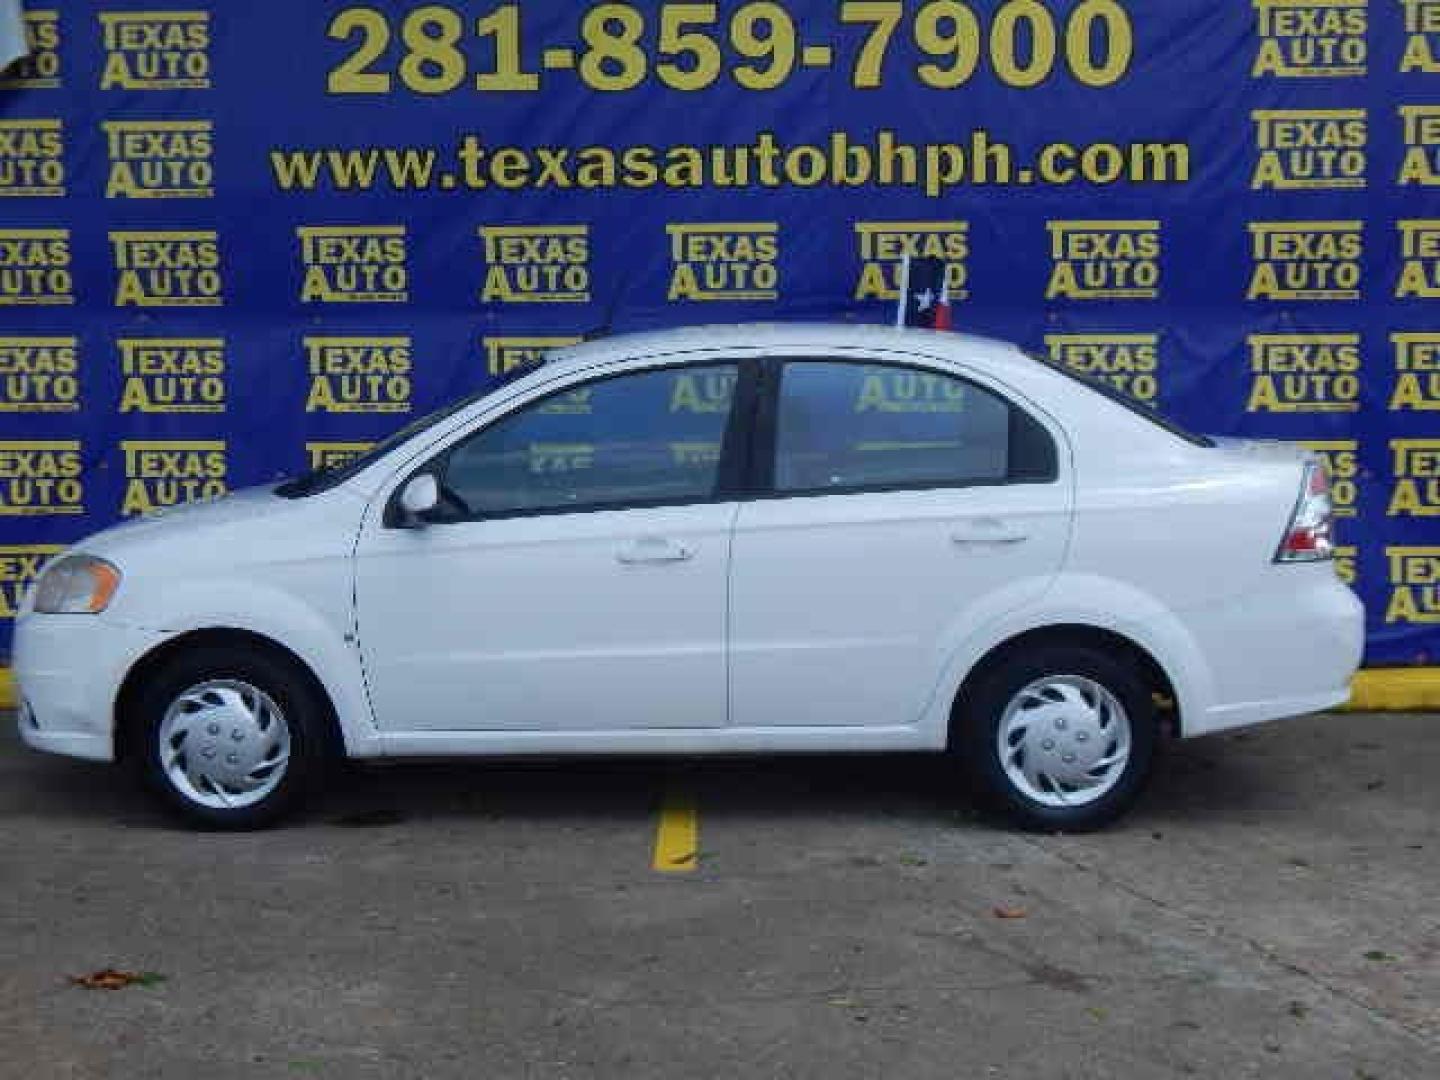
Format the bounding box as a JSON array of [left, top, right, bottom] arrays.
[[1025, 835, 1440, 1050]]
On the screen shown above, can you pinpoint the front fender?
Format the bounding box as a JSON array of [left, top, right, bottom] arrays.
[[121, 579, 381, 757]]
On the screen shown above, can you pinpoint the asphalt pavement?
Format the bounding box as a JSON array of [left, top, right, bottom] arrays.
[[1, 710, 1436, 1079]]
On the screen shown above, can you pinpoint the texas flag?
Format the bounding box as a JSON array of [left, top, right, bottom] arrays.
[[894, 254, 954, 330]]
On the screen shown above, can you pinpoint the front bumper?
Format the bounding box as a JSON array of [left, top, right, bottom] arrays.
[[13, 612, 169, 763]]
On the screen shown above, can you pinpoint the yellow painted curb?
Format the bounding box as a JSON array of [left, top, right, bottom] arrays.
[[1, 666, 1438, 714], [1344, 668, 1440, 712]]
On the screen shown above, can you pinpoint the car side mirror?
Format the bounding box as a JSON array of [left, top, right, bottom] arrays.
[[397, 473, 440, 526]]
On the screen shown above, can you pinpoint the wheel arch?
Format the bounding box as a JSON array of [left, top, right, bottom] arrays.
[[946, 624, 1181, 747], [113, 627, 344, 764]]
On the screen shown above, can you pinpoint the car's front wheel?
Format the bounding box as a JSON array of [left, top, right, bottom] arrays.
[[133, 645, 331, 829], [954, 643, 1158, 831]]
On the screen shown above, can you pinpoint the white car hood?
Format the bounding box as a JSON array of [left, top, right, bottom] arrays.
[[103, 484, 289, 534], [73, 483, 341, 564]]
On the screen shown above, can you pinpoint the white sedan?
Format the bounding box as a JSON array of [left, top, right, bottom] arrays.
[[13, 324, 1363, 830]]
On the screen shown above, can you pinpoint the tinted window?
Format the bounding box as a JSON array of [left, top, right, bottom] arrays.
[[1030, 351, 1213, 448], [277, 392, 484, 498], [773, 361, 1055, 493], [438, 364, 738, 517]]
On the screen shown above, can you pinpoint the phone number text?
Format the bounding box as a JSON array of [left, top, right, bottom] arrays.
[[326, 1, 1135, 96]]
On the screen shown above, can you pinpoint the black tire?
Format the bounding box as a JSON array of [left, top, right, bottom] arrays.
[[132, 644, 334, 829], [952, 643, 1158, 832]]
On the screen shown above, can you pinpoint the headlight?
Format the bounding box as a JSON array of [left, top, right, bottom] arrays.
[[31, 555, 122, 614]]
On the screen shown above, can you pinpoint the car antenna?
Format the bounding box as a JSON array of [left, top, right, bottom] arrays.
[[580, 263, 634, 342]]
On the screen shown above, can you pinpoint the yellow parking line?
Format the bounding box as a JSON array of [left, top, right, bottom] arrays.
[[652, 788, 698, 873]]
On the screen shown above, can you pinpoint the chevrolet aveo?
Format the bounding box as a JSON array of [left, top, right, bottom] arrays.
[[14, 325, 1364, 831]]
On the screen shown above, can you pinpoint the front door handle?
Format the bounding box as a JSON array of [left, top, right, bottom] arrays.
[[616, 537, 695, 565], [951, 518, 1029, 547]]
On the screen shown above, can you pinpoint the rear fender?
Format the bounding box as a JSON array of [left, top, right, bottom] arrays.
[[919, 573, 1215, 746]]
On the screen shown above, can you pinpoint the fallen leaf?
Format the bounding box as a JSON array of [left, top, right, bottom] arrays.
[[70, 969, 166, 990], [993, 905, 1027, 920], [1363, 950, 1397, 963]]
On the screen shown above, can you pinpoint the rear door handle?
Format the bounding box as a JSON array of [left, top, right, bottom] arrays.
[[616, 537, 695, 565], [951, 518, 1029, 547]]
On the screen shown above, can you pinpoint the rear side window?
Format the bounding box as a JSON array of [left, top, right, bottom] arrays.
[[438, 363, 738, 517], [1032, 351, 1213, 448], [772, 361, 1056, 494]]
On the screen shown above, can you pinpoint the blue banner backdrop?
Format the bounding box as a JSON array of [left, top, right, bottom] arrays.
[[1, 0, 1438, 663]]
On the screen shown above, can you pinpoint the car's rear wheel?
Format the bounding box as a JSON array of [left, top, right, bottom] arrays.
[[953, 643, 1157, 831], [134, 645, 330, 829]]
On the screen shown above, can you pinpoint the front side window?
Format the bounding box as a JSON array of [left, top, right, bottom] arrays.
[[772, 361, 1055, 494], [435, 363, 738, 518]]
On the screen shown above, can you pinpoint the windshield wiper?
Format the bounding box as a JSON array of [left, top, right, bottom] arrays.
[[275, 463, 333, 499]]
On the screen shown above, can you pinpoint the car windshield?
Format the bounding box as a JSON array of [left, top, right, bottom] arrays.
[[275, 390, 487, 498], [1028, 351, 1214, 448]]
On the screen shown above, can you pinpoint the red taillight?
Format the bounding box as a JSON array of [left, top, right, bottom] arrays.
[[1276, 461, 1335, 563]]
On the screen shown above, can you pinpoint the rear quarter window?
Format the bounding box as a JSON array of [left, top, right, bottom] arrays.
[[1032, 352, 1213, 448]]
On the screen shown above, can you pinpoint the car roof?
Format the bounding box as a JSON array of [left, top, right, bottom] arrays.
[[544, 322, 1027, 375]]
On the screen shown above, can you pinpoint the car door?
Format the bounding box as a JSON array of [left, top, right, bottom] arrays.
[[728, 355, 1072, 729], [353, 360, 745, 732]]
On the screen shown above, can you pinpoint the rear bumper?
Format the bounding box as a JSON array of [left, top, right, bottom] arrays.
[[1177, 565, 1364, 737], [12, 612, 169, 763]]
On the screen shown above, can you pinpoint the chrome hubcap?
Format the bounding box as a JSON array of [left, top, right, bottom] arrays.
[[158, 680, 290, 809], [997, 675, 1131, 808]]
